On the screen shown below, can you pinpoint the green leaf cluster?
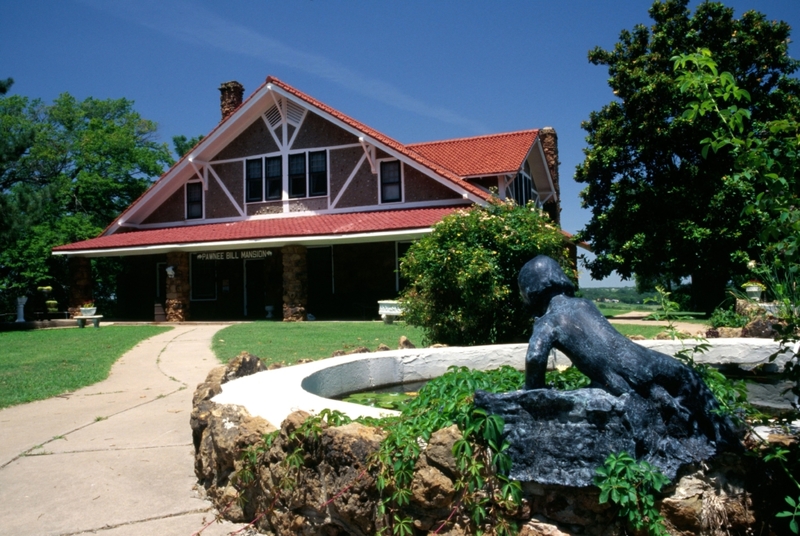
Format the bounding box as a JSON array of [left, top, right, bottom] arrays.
[[399, 199, 573, 346], [594, 451, 670, 535], [0, 92, 172, 311], [575, 0, 800, 313]]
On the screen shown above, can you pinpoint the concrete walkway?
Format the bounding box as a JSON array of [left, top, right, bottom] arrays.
[[0, 324, 248, 536], [607, 311, 709, 336]]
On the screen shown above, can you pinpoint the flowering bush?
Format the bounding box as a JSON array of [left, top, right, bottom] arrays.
[[399, 200, 574, 346]]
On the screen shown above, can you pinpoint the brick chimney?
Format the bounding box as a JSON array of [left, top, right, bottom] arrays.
[[539, 127, 561, 226], [219, 81, 244, 120]]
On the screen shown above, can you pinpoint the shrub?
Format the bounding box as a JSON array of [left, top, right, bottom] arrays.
[[399, 200, 574, 346], [709, 306, 748, 328]]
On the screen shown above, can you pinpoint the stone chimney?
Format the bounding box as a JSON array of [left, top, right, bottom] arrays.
[[219, 81, 244, 120], [539, 127, 561, 226]]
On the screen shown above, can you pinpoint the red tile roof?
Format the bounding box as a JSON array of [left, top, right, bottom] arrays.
[[408, 130, 539, 177], [54, 206, 465, 252], [266, 77, 492, 201]]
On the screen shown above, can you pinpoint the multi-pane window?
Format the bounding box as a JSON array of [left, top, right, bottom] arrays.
[[265, 156, 282, 200], [309, 151, 327, 197], [186, 182, 203, 219], [289, 153, 306, 198], [245, 151, 327, 202], [245, 159, 263, 202], [380, 160, 401, 203]]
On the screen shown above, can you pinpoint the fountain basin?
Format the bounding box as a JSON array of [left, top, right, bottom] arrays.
[[211, 338, 788, 428]]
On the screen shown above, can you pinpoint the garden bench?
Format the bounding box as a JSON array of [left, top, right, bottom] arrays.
[[76, 315, 103, 328]]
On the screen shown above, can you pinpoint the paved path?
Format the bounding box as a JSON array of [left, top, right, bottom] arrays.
[[607, 311, 709, 336], [0, 324, 248, 536]]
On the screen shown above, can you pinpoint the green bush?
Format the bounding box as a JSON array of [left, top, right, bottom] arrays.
[[709, 306, 749, 328], [399, 200, 574, 346]]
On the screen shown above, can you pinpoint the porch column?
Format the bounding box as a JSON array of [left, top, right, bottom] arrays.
[[282, 245, 307, 321], [68, 257, 93, 318], [165, 252, 190, 322]]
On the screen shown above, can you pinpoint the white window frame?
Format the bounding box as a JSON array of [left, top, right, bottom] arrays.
[[287, 150, 329, 200], [378, 158, 403, 204], [185, 180, 204, 220]]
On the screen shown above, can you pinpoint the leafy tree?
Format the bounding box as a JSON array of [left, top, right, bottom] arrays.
[[0, 77, 13, 95], [172, 134, 204, 159], [399, 200, 574, 346], [575, 0, 800, 313], [674, 49, 800, 267], [0, 93, 172, 312]]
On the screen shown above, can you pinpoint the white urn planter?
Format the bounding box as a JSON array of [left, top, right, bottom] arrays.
[[745, 286, 763, 301], [80, 307, 97, 316], [15, 296, 27, 322], [378, 300, 403, 324]]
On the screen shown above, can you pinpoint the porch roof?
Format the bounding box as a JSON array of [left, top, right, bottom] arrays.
[[52, 206, 464, 257]]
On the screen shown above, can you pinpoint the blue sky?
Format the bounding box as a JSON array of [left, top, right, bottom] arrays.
[[2, 0, 798, 287]]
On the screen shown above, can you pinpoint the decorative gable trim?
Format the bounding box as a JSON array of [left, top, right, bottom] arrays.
[[102, 78, 552, 238]]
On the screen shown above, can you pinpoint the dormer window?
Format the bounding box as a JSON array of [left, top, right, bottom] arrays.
[[511, 159, 536, 206], [380, 160, 401, 203], [186, 182, 203, 219]]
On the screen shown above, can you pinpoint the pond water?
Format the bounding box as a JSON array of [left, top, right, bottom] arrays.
[[338, 380, 428, 411]]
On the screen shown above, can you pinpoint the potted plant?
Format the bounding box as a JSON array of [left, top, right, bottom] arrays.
[[741, 280, 766, 301], [80, 302, 97, 316]]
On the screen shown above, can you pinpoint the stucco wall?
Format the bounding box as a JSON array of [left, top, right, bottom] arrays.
[[206, 169, 241, 219], [212, 162, 243, 208], [333, 161, 377, 208], [214, 118, 279, 161], [291, 112, 359, 150], [248, 201, 283, 216], [403, 164, 461, 202], [290, 197, 328, 212], [329, 147, 363, 201], [142, 186, 185, 224]]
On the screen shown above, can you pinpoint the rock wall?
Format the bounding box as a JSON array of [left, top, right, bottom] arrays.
[[165, 252, 190, 321], [192, 357, 764, 535], [281, 245, 307, 321]]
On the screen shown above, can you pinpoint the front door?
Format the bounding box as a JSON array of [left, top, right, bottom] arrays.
[[244, 259, 266, 318]]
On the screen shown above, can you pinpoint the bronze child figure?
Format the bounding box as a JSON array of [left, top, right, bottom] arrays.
[[518, 255, 739, 449]]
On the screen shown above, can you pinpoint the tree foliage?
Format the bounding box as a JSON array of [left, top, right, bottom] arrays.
[[399, 200, 574, 346], [674, 49, 800, 268], [172, 134, 204, 159], [575, 0, 800, 313], [0, 77, 12, 95], [0, 92, 172, 312]]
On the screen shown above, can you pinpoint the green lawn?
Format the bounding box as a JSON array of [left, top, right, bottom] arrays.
[[0, 325, 171, 409], [610, 324, 672, 340], [211, 320, 685, 368], [212, 321, 427, 365]]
